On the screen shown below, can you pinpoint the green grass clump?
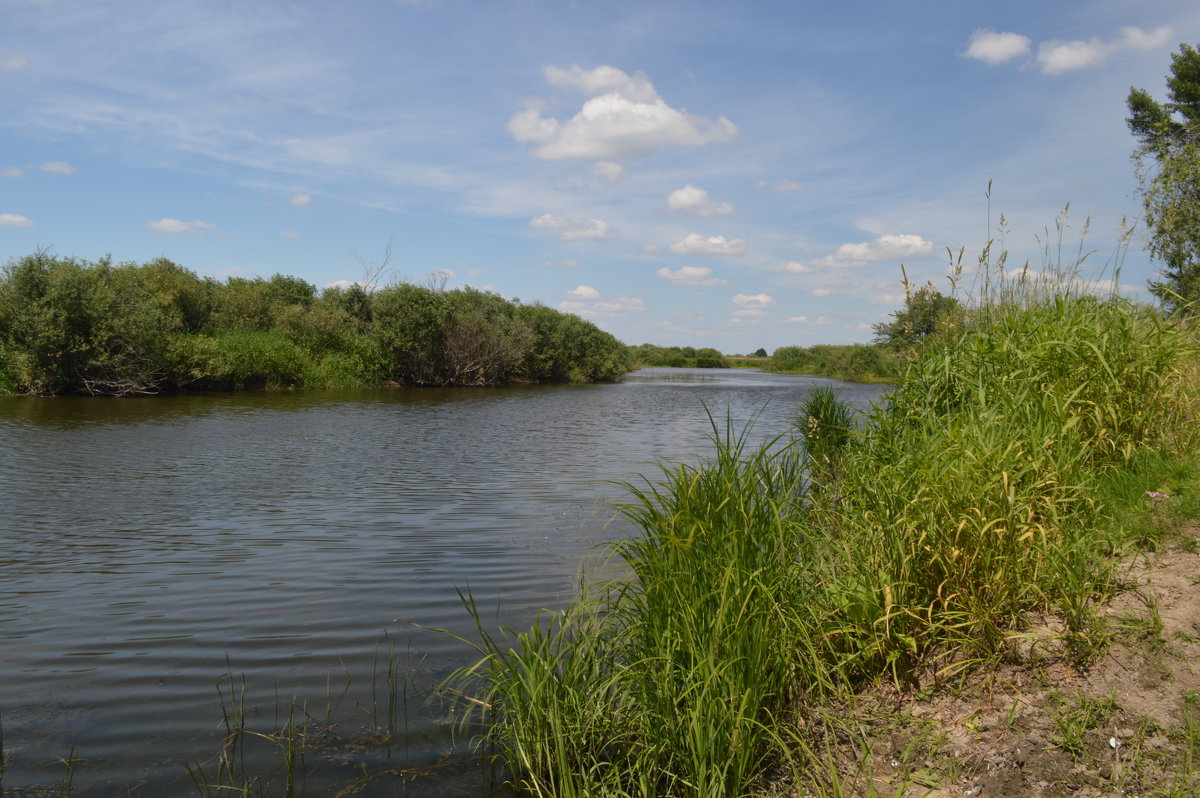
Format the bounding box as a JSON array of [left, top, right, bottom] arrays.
[[452, 231, 1199, 795]]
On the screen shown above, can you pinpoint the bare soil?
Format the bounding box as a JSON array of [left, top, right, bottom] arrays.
[[792, 532, 1200, 797]]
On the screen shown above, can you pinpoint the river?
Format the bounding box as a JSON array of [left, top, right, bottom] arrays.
[[0, 368, 887, 796]]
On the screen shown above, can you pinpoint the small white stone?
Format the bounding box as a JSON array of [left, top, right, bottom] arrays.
[[1109, 736, 1122, 749]]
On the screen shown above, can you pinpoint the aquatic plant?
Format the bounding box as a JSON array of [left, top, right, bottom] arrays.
[[449, 213, 1200, 795]]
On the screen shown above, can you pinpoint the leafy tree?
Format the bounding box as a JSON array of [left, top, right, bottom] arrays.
[[753, 347, 768, 358], [1127, 43, 1200, 310], [872, 285, 960, 349]]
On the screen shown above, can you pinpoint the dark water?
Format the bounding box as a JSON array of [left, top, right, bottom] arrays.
[[0, 368, 887, 796]]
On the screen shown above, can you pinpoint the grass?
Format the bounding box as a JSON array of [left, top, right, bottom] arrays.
[[447, 215, 1200, 796]]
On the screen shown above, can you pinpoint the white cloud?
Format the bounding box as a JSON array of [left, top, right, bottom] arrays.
[[2, 55, 27, 72], [668, 233, 747, 255], [566, 284, 600, 300], [812, 287, 833, 296], [560, 291, 646, 318], [530, 213, 616, 240], [642, 243, 659, 253], [835, 233, 932, 261], [788, 315, 833, 325], [1037, 26, 1171, 74], [147, 218, 215, 234], [0, 213, 34, 227], [593, 296, 645, 313], [40, 161, 76, 174], [963, 30, 1031, 64], [509, 64, 738, 160], [289, 193, 312, 206], [755, 179, 804, 192], [2, 167, 22, 178], [732, 293, 774, 310], [281, 230, 298, 238], [797, 233, 933, 270], [732, 308, 766, 318], [467, 268, 486, 276], [541, 258, 579, 268], [592, 161, 625, 182], [543, 64, 659, 103], [666, 184, 734, 216], [656, 265, 729, 286]]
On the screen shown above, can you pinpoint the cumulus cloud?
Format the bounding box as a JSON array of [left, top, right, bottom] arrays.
[[530, 213, 616, 240], [289, 193, 312, 206], [40, 161, 75, 174], [812, 287, 833, 297], [147, 218, 214, 234], [566, 284, 601, 300], [964, 26, 1172, 74], [666, 184, 734, 216], [1037, 26, 1171, 74], [791, 233, 932, 270], [656, 265, 730, 286], [592, 161, 625, 182], [543, 64, 660, 102], [2, 55, 27, 72], [733, 293, 774, 310], [755, 179, 804, 192], [963, 30, 1031, 64], [788, 315, 833, 325], [593, 296, 646, 313], [509, 64, 738, 160], [2, 167, 22, 178], [559, 288, 646, 318], [0, 213, 34, 227], [668, 233, 747, 256]]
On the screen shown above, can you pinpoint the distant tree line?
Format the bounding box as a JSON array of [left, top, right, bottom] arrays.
[[0, 252, 632, 395], [630, 343, 730, 369], [764, 285, 962, 382]]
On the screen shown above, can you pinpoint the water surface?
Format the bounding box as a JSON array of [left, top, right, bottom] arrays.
[[0, 368, 887, 795]]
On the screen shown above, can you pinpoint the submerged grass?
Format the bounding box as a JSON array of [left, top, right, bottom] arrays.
[[450, 214, 1200, 796]]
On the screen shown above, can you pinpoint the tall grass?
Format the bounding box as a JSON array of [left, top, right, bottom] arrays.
[[451, 217, 1199, 796]]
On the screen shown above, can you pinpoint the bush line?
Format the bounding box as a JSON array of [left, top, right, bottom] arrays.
[[0, 252, 632, 395]]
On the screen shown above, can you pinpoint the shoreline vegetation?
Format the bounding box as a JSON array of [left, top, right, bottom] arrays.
[[0, 251, 912, 397], [449, 237, 1200, 795], [0, 251, 632, 396]]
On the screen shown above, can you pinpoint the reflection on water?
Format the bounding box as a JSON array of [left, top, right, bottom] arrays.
[[0, 369, 887, 795]]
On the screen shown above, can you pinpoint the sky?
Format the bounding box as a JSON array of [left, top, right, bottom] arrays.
[[2, 0, 1199, 354]]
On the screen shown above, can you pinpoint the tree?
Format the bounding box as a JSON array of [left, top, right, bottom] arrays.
[[872, 285, 960, 349], [1127, 43, 1200, 311], [753, 347, 768, 358]]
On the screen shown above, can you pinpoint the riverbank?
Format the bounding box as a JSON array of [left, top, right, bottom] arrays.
[[451, 265, 1200, 795], [766, 487, 1200, 797]]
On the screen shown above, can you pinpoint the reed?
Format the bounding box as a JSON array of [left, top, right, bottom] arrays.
[[450, 214, 1200, 796]]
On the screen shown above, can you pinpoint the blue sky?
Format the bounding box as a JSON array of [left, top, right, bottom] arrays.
[[2, 0, 1198, 353]]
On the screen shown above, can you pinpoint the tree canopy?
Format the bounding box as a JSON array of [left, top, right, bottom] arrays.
[[1127, 43, 1200, 310], [871, 284, 960, 350]]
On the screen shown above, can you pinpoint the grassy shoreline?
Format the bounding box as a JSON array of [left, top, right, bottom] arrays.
[[449, 269, 1200, 795]]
